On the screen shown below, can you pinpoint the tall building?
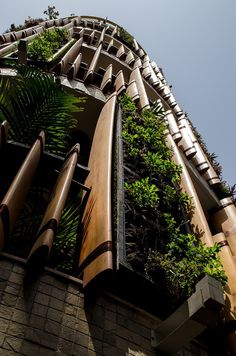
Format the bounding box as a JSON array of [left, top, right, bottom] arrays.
[[0, 15, 236, 355]]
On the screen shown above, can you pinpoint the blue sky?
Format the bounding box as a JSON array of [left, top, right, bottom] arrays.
[[1, 0, 236, 186]]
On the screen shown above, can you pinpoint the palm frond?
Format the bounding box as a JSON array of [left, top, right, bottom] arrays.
[[0, 65, 86, 155]]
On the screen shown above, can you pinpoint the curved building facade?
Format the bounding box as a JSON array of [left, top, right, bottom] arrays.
[[0, 15, 236, 355]]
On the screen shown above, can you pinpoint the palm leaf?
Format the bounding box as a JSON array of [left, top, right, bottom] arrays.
[[0, 65, 85, 155]]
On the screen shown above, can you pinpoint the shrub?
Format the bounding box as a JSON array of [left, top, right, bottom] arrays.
[[119, 27, 134, 46], [28, 28, 69, 61]]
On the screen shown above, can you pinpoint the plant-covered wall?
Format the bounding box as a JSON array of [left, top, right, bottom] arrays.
[[118, 27, 134, 46], [28, 28, 69, 61], [119, 94, 226, 308]]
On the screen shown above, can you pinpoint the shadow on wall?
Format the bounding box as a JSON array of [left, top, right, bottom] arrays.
[[0, 257, 156, 355]]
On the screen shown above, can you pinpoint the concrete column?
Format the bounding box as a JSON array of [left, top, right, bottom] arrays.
[[18, 39, 28, 65]]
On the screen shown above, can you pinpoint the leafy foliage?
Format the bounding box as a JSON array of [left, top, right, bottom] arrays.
[[28, 28, 69, 61], [118, 27, 134, 46], [48, 194, 81, 273], [125, 178, 159, 209], [119, 94, 226, 307], [0, 65, 84, 274], [0, 65, 85, 156], [6, 183, 81, 274]]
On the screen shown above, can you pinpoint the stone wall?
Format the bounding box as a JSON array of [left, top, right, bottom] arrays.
[[0, 255, 159, 356]]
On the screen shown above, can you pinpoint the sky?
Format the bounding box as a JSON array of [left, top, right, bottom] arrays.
[[1, 0, 236, 186]]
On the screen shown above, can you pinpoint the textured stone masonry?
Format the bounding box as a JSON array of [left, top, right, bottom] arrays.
[[0, 256, 210, 355], [0, 256, 159, 355]]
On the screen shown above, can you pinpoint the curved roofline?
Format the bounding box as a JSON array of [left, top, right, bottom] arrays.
[[80, 15, 145, 53]]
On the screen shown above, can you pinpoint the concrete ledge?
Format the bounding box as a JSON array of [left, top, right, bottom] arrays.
[[151, 275, 225, 354]]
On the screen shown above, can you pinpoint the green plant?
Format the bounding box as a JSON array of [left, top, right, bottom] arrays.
[[28, 28, 69, 61], [0, 65, 86, 156], [6, 183, 82, 274], [125, 178, 159, 209], [49, 194, 81, 273], [119, 27, 134, 46], [119, 94, 226, 308]]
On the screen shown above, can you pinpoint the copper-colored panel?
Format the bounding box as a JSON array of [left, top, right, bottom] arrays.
[[133, 58, 142, 69], [39, 21, 46, 28], [159, 84, 171, 99], [157, 70, 164, 82], [88, 30, 95, 45], [22, 28, 33, 38], [142, 62, 152, 79], [130, 67, 150, 110], [116, 44, 126, 60], [98, 27, 106, 45], [56, 37, 83, 75], [148, 66, 159, 87], [98, 21, 103, 30], [0, 32, 12, 44], [112, 26, 117, 37], [33, 26, 44, 34], [166, 93, 177, 107], [212, 233, 236, 294], [211, 198, 236, 256], [126, 80, 139, 103], [72, 16, 81, 26], [151, 61, 160, 74], [13, 31, 23, 41], [100, 64, 113, 92], [143, 65, 158, 87], [84, 43, 102, 83], [68, 28, 74, 38], [78, 28, 85, 38], [125, 51, 135, 66], [0, 121, 9, 149], [62, 22, 73, 32], [183, 119, 196, 142], [54, 18, 63, 26], [69, 53, 82, 79], [0, 132, 45, 251], [0, 43, 18, 57], [114, 70, 126, 95], [45, 19, 55, 28], [183, 126, 209, 173], [133, 38, 139, 52], [191, 141, 209, 173], [107, 39, 114, 53], [178, 118, 197, 159], [164, 111, 182, 142], [27, 144, 80, 270], [173, 104, 184, 117], [166, 133, 213, 247], [139, 48, 145, 58], [202, 162, 220, 186], [62, 18, 69, 26], [143, 54, 150, 63], [79, 92, 117, 286]]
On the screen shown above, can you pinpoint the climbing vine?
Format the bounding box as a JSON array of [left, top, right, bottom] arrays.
[[119, 94, 226, 307]]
